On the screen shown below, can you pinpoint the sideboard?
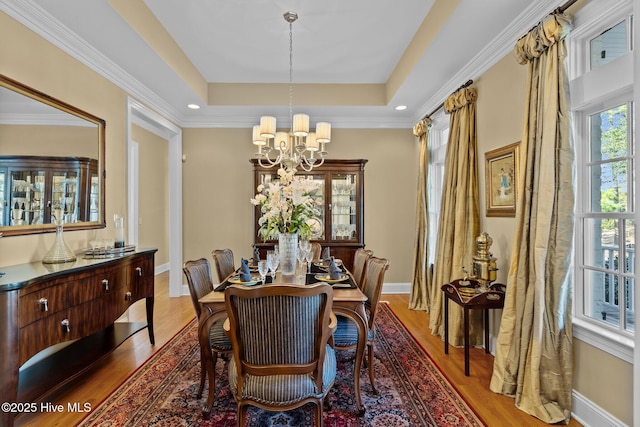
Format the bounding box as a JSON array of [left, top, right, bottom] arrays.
[[0, 248, 156, 427]]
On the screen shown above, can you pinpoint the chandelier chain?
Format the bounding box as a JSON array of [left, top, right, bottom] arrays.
[[288, 20, 293, 127]]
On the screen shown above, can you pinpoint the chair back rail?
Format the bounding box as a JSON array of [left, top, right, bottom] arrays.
[[351, 248, 373, 290], [212, 248, 235, 282]]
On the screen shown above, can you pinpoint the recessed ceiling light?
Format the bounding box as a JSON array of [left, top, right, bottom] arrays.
[[394, 105, 408, 111], [187, 104, 200, 110]]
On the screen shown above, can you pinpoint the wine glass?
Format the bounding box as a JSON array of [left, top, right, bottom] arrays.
[[297, 243, 306, 269], [304, 246, 314, 271], [299, 239, 311, 255], [266, 251, 277, 278], [271, 251, 280, 276], [257, 260, 269, 284]]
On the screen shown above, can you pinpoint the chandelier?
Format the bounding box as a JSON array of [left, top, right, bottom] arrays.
[[252, 11, 331, 172]]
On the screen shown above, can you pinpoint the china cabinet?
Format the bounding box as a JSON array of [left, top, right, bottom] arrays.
[[251, 159, 367, 268], [0, 156, 98, 227]]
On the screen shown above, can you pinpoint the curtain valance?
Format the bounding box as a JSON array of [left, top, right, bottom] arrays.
[[515, 13, 572, 64], [444, 88, 477, 114], [413, 117, 432, 138]]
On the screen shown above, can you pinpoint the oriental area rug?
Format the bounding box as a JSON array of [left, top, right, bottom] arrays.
[[78, 303, 484, 427]]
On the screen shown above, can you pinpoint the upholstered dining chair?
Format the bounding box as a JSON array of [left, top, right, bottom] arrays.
[[182, 258, 232, 401], [310, 242, 322, 261], [351, 248, 373, 290], [333, 256, 389, 394], [224, 283, 337, 427], [212, 248, 235, 282]]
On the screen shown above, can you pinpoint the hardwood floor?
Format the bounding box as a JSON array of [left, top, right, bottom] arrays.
[[15, 273, 582, 427]]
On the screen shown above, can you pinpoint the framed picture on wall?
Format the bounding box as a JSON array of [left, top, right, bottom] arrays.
[[485, 142, 519, 217]]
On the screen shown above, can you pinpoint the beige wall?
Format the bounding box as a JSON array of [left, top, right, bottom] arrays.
[[181, 127, 417, 284], [0, 12, 128, 264], [475, 52, 633, 424], [0, 125, 98, 158], [132, 125, 169, 266]]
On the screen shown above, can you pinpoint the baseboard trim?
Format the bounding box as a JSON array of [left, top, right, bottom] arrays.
[[572, 389, 627, 427], [155, 262, 170, 275], [382, 282, 411, 294]]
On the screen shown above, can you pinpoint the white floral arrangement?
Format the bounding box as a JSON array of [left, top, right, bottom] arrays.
[[251, 168, 321, 241]]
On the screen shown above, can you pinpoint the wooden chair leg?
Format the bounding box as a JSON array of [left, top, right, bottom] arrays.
[[315, 401, 324, 427], [197, 348, 206, 398], [324, 391, 332, 410], [367, 342, 378, 394], [237, 402, 247, 427], [202, 352, 218, 420]]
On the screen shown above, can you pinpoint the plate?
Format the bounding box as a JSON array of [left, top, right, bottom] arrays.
[[306, 217, 323, 239], [228, 275, 261, 286], [314, 273, 348, 283]]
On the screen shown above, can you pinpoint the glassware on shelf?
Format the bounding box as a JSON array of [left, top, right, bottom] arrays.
[[114, 214, 125, 248]]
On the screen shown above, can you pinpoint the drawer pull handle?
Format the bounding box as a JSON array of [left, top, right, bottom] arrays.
[[136, 267, 142, 277], [102, 279, 109, 291], [61, 319, 71, 333], [38, 297, 49, 312], [125, 291, 132, 301]]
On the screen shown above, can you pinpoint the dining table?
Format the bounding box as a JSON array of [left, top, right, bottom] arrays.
[[197, 260, 368, 419]]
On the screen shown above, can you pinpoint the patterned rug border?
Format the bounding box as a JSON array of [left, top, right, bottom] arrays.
[[381, 302, 487, 426], [76, 316, 198, 425], [79, 304, 486, 426]]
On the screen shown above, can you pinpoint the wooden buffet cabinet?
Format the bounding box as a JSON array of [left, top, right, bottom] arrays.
[[252, 159, 367, 268], [0, 249, 156, 427]]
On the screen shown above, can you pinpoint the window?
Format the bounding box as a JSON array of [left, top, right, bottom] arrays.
[[427, 110, 448, 266], [581, 104, 635, 332], [571, 1, 635, 361]]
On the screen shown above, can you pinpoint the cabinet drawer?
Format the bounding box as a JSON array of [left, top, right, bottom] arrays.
[[112, 285, 135, 320], [129, 257, 155, 300], [19, 310, 72, 365], [69, 298, 113, 339], [19, 282, 70, 328], [69, 267, 127, 306]]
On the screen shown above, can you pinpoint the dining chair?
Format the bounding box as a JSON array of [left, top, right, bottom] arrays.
[[310, 242, 322, 261], [224, 283, 337, 427], [333, 256, 389, 394], [351, 248, 373, 290], [212, 248, 235, 282], [182, 258, 232, 400]]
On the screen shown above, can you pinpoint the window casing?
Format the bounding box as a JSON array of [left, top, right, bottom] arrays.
[[571, 0, 635, 362]]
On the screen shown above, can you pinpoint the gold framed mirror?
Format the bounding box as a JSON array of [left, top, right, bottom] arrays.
[[0, 74, 105, 236]]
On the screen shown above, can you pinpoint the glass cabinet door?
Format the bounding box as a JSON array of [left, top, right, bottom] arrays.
[[305, 174, 325, 240], [9, 169, 46, 225], [330, 173, 358, 241], [52, 171, 79, 223]]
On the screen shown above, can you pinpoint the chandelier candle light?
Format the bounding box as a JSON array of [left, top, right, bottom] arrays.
[[252, 12, 331, 172]]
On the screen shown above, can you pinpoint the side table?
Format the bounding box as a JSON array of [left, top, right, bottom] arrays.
[[442, 279, 506, 376]]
